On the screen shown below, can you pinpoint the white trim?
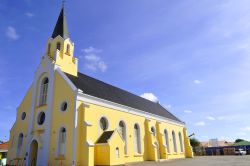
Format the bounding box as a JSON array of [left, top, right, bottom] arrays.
[[84, 121, 92, 126], [108, 129, 124, 144], [56, 126, 67, 157], [54, 65, 78, 164], [77, 93, 185, 127], [55, 67, 77, 91], [117, 120, 128, 154], [25, 55, 56, 166], [72, 93, 78, 165], [86, 140, 94, 147]]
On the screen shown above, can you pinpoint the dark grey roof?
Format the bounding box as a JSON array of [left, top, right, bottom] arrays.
[[96, 131, 114, 143], [65, 72, 183, 123], [52, 7, 69, 39]]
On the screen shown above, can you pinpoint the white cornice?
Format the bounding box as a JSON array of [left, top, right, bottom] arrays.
[[77, 92, 185, 127]]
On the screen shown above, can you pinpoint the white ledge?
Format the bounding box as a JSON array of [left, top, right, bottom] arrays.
[[86, 140, 94, 147], [84, 121, 92, 126]]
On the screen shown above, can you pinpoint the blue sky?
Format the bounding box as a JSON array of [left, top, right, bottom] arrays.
[[1, 0, 250, 142]]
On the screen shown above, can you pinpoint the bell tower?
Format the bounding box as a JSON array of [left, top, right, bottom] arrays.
[[45, 6, 78, 76]]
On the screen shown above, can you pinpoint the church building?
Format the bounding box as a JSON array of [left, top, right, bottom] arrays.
[[7, 6, 193, 166]]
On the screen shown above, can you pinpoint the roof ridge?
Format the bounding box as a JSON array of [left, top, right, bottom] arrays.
[[65, 72, 182, 123], [77, 72, 160, 106]]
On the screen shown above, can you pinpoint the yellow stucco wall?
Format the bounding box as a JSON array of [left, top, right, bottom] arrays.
[[77, 100, 192, 166], [7, 86, 33, 165], [7, 71, 193, 166], [48, 71, 76, 166], [95, 145, 110, 165], [108, 131, 125, 165], [95, 130, 125, 166], [47, 36, 78, 76]]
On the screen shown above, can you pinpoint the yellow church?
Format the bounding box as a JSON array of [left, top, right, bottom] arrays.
[[7, 6, 193, 166]]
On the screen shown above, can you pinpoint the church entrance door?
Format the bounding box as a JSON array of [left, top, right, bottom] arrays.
[[29, 140, 38, 166]]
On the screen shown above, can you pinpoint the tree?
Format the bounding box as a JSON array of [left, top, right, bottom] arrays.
[[235, 139, 245, 143], [190, 138, 201, 148]]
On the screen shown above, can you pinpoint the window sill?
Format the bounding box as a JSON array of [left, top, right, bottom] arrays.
[[55, 155, 66, 160], [36, 104, 47, 109], [134, 153, 143, 157], [31, 129, 45, 135]]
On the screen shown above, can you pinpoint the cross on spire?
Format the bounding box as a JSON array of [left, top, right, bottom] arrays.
[[62, 0, 66, 8]]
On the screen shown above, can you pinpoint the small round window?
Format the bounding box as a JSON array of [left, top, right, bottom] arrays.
[[100, 117, 108, 131], [37, 112, 45, 125], [21, 112, 26, 120], [61, 102, 68, 112]]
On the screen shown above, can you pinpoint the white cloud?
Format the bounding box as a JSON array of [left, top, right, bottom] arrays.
[[6, 26, 19, 40], [81, 47, 107, 72], [206, 116, 216, 121], [241, 126, 250, 132], [193, 79, 201, 84], [82, 46, 102, 53], [195, 121, 206, 126], [184, 110, 192, 114], [140, 93, 159, 103], [25, 12, 34, 18]]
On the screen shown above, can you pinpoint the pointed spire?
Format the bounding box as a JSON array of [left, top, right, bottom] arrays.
[[52, 6, 69, 39]]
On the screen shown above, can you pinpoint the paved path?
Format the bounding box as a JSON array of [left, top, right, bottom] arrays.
[[128, 156, 250, 166]]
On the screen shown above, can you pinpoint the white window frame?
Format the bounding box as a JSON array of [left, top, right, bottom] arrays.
[[179, 132, 184, 152], [39, 77, 49, 106], [16, 133, 23, 157], [134, 123, 142, 154], [99, 116, 109, 132], [172, 131, 177, 153], [118, 120, 128, 154], [57, 127, 67, 156], [164, 129, 170, 153]]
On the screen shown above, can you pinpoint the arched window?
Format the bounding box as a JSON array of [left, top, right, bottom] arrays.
[[164, 129, 170, 153], [115, 147, 120, 158], [66, 44, 70, 55], [100, 117, 108, 131], [47, 43, 51, 55], [172, 131, 177, 153], [16, 133, 23, 156], [151, 127, 156, 136], [58, 127, 66, 156], [39, 77, 49, 106], [179, 132, 184, 152], [56, 42, 61, 51], [118, 121, 127, 154], [134, 124, 141, 154]]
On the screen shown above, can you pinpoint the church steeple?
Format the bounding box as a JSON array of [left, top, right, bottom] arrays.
[[45, 5, 78, 77], [51, 7, 69, 39]]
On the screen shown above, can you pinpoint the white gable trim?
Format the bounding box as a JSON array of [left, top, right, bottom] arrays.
[[55, 67, 77, 91], [77, 92, 185, 127]]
